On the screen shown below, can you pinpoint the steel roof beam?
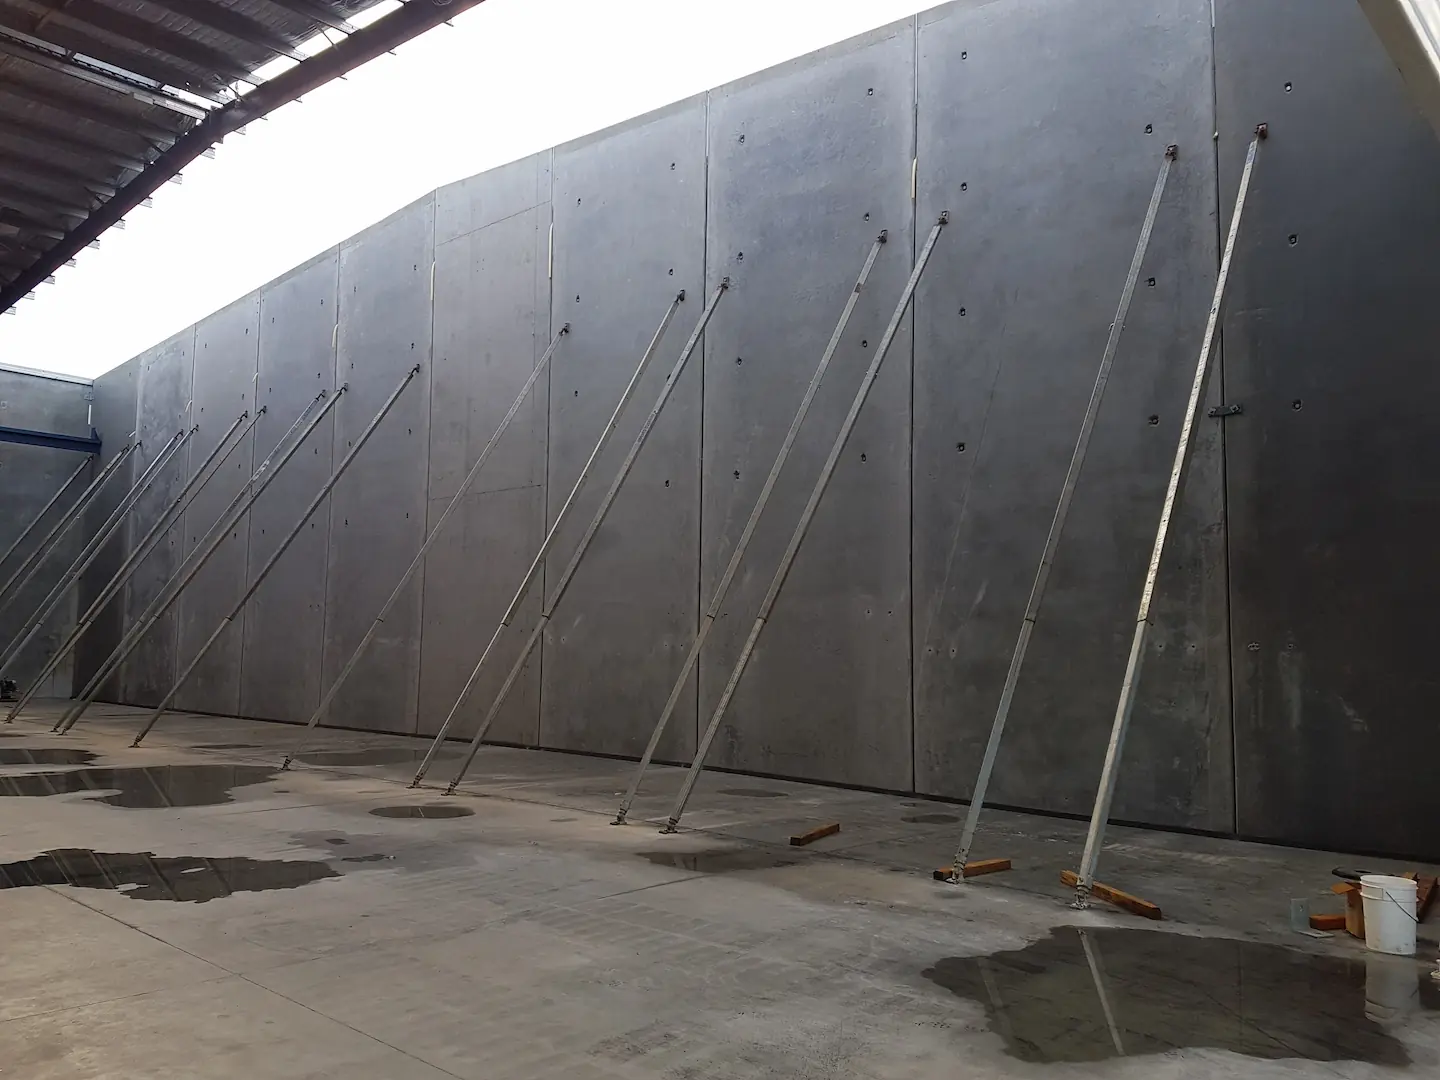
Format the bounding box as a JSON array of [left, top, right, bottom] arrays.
[[0, 113, 149, 170], [0, 233, 50, 257], [0, 423, 102, 454], [260, 0, 356, 36], [0, 147, 119, 196], [14, 0, 254, 86], [0, 191, 84, 226], [0, 0, 493, 313], [140, 0, 307, 63], [0, 74, 179, 143], [0, 14, 228, 104], [0, 221, 53, 249], [0, 29, 213, 115], [0, 202, 71, 237], [0, 174, 97, 217]]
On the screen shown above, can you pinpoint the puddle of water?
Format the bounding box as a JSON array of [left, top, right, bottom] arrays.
[[193, 743, 262, 750], [0, 748, 97, 767], [0, 764, 281, 807], [369, 804, 474, 819], [923, 926, 1439, 1064], [638, 849, 798, 873], [0, 849, 339, 902], [717, 787, 788, 799], [324, 837, 349, 846], [297, 748, 454, 767], [903, 813, 959, 824]]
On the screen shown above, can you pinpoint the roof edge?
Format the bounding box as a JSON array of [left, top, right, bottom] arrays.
[[0, 0, 490, 315]]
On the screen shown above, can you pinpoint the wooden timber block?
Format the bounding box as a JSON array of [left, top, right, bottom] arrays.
[[1061, 870, 1163, 921], [1309, 912, 1347, 932], [931, 859, 1013, 881], [1400, 872, 1438, 923], [789, 823, 840, 847], [1416, 876, 1438, 923], [1334, 883, 1366, 939]]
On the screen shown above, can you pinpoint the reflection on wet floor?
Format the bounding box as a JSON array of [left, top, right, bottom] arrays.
[[369, 804, 474, 819], [0, 763, 281, 807], [638, 849, 799, 873], [0, 849, 339, 902], [0, 747, 97, 766], [923, 926, 1439, 1064], [297, 747, 457, 767], [717, 788, 788, 799]]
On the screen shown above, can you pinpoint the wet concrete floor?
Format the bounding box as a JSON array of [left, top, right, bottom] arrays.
[[925, 925, 1439, 1064], [0, 849, 340, 903], [0, 748, 96, 766], [368, 803, 474, 819], [0, 762, 281, 807], [3, 705, 1439, 1079]]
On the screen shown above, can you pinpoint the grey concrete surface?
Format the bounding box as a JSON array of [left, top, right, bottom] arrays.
[[119, 331, 193, 708], [240, 250, 340, 725], [57, 0, 1440, 859], [0, 369, 94, 694], [73, 357, 137, 701], [2, 700, 1438, 1080], [420, 153, 552, 745], [701, 22, 916, 792], [1216, 0, 1440, 858], [174, 293, 260, 717], [543, 98, 708, 761], [911, 0, 1231, 829], [323, 197, 435, 736]]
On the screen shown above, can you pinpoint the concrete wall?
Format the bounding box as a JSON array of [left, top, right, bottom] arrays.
[[73, 356, 136, 701], [0, 366, 97, 695], [73, 0, 1440, 858]]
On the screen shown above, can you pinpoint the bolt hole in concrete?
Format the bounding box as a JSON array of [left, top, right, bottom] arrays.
[[368, 804, 474, 819], [0, 850, 339, 902], [923, 926, 1438, 1065], [0, 763, 281, 807]]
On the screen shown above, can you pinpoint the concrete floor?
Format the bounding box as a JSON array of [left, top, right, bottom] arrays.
[[2, 700, 1437, 1079]]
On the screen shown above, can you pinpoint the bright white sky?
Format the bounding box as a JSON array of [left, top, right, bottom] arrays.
[[0, 0, 924, 379]]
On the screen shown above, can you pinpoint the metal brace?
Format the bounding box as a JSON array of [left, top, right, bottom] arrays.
[[1207, 403, 1243, 418]]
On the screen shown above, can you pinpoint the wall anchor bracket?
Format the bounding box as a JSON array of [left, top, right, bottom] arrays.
[[1207, 403, 1243, 418]]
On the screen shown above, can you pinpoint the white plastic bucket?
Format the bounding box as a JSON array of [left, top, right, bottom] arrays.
[[1360, 875, 1418, 956]]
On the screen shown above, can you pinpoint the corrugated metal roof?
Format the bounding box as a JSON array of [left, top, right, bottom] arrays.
[[0, 0, 470, 311]]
